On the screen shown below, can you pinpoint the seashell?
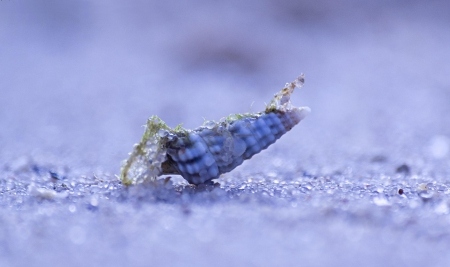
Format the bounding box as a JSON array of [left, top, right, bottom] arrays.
[[120, 75, 310, 185]]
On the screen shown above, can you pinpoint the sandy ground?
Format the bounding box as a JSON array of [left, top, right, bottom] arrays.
[[1, 1, 450, 266]]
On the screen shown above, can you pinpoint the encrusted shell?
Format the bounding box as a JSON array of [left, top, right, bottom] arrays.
[[120, 75, 310, 185]]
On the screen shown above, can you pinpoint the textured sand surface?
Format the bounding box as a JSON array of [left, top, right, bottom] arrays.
[[1, 1, 450, 266]]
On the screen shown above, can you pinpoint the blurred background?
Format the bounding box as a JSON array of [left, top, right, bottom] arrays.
[[1, 1, 450, 266], [1, 0, 450, 175]]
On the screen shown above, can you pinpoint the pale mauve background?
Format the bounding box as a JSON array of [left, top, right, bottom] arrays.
[[1, 1, 450, 266]]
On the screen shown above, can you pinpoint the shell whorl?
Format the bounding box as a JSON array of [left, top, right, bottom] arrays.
[[120, 75, 310, 185]]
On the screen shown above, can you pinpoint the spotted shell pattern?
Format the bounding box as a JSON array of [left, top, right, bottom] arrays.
[[164, 110, 307, 184], [120, 75, 310, 185]]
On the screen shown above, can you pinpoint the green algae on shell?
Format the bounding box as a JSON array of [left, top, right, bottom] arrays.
[[120, 75, 310, 185]]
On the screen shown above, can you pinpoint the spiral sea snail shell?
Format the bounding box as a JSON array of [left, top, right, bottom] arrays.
[[120, 75, 310, 185]]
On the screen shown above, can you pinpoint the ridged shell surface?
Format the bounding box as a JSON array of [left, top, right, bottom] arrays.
[[164, 108, 308, 184], [120, 75, 310, 185]]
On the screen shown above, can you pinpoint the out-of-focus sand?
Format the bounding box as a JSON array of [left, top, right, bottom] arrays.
[[1, 1, 450, 266]]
